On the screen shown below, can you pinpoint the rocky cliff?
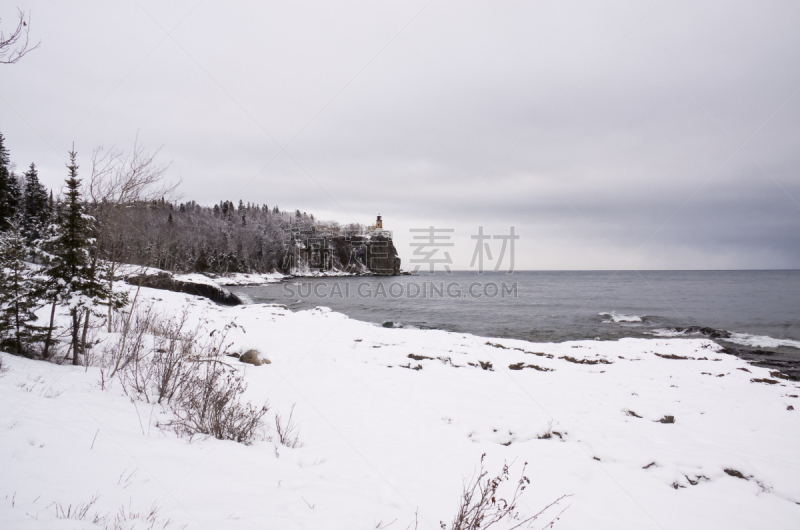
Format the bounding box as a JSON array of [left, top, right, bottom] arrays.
[[283, 232, 401, 276]]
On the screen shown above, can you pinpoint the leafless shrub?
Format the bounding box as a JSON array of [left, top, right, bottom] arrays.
[[111, 305, 198, 404], [160, 321, 268, 444], [443, 454, 570, 530], [536, 420, 565, 440], [106, 303, 159, 391], [148, 308, 199, 404], [275, 403, 303, 448], [108, 311, 269, 444], [165, 358, 269, 444], [0, 356, 8, 375]]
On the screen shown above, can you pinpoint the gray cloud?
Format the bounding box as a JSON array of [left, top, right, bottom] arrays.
[[2, 0, 798, 269]]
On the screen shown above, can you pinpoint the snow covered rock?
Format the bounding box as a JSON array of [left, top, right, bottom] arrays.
[[239, 349, 267, 366], [125, 272, 242, 306]]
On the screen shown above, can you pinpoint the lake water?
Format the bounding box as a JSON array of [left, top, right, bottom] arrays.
[[229, 270, 800, 354]]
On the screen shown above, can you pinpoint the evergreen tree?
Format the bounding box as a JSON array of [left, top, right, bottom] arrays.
[[35, 219, 63, 360], [21, 162, 50, 245], [196, 246, 209, 272], [0, 224, 43, 355], [45, 149, 96, 364], [0, 133, 22, 230]]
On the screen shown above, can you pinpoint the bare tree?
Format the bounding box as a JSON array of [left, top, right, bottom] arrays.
[[1, 9, 40, 64], [88, 136, 177, 208], [86, 135, 179, 332]]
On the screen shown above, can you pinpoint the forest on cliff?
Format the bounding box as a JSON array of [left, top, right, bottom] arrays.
[[0, 132, 370, 276]]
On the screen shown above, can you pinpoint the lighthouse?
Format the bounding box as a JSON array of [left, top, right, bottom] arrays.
[[368, 214, 384, 231]]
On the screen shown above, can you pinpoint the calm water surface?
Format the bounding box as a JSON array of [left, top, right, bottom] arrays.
[[229, 271, 800, 353]]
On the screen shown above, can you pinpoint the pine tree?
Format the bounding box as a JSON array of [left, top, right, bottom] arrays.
[[195, 246, 209, 272], [45, 149, 95, 364], [35, 219, 63, 360], [0, 224, 43, 355], [21, 163, 50, 246], [0, 133, 22, 231]]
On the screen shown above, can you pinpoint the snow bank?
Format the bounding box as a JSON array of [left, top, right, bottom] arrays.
[[213, 272, 286, 286], [1, 284, 799, 529]]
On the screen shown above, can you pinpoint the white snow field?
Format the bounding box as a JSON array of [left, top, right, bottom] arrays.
[[1, 283, 799, 529]]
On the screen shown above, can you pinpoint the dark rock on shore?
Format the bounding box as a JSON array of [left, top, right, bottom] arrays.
[[660, 325, 799, 380], [672, 326, 732, 339], [126, 272, 242, 306], [719, 345, 800, 381]]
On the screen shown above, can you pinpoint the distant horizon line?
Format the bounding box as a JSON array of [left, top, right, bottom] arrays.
[[403, 269, 800, 273]]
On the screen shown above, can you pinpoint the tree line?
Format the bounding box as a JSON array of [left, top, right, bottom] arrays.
[[1, 134, 120, 362], [0, 130, 359, 361]]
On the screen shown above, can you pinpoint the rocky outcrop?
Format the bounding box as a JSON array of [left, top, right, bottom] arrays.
[[329, 234, 401, 276], [720, 346, 800, 381], [671, 326, 732, 339], [125, 272, 242, 306], [284, 232, 402, 276]]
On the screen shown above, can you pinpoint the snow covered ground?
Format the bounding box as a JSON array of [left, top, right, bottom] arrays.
[[201, 272, 287, 286], [113, 263, 287, 287], [1, 282, 799, 529]]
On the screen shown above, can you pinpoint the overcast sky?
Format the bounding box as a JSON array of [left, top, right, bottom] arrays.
[[2, 0, 799, 270]]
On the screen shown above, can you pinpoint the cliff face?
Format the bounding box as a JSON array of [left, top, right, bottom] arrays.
[[283, 232, 401, 276], [332, 234, 401, 276]]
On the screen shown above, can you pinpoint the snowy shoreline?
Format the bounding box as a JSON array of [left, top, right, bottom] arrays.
[[2, 282, 799, 529]]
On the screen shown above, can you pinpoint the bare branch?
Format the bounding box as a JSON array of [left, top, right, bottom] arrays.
[[89, 134, 180, 208], [446, 455, 570, 530], [0, 9, 41, 64]]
